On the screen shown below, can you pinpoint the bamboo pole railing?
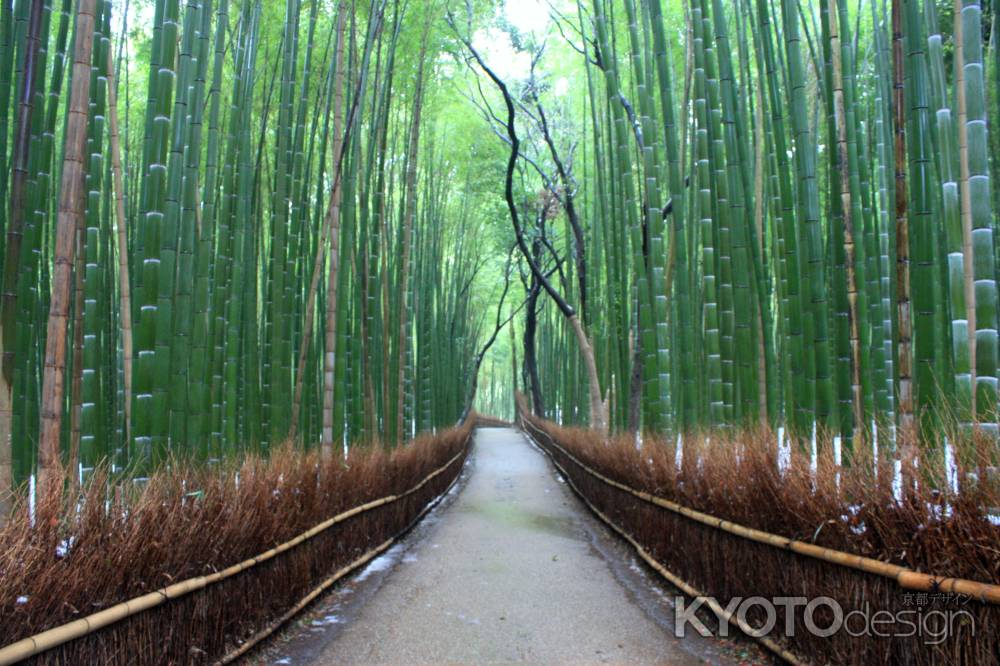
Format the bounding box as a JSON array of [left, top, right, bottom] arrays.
[[216, 450, 467, 665], [0, 442, 470, 665], [518, 415, 1000, 605], [521, 425, 806, 665]]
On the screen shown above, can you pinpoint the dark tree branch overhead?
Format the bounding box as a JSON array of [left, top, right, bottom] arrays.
[[460, 87, 561, 195], [536, 207, 570, 296], [547, 3, 595, 64], [479, 49, 589, 320], [447, 10, 575, 319], [534, 92, 588, 323], [448, 7, 608, 433], [460, 246, 529, 421]]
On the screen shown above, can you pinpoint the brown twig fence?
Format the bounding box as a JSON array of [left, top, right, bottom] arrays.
[[469, 414, 514, 428], [518, 409, 1000, 665], [0, 431, 472, 665]]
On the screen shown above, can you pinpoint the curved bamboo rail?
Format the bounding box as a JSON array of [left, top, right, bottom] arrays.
[[216, 452, 467, 664], [216, 538, 394, 665], [0, 443, 470, 665], [518, 416, 1000, 605], [522, 427, 806, 665]]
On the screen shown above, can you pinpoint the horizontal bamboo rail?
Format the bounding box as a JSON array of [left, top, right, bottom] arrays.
[[216, 538, 394, 665], [216, 453, 467, 664], [522, 427, 806, 665], [519, 417, 1000, 605], [0, 443, 470, 665]]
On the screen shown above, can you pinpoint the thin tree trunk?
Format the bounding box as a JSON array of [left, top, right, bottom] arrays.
[[537, 103, 587, 324], [39, 0, 98, 488], [453, 22, 608, 435], [509, 313, 518, 395], [107, 45, 132, 440], [459, 257, 516, 422], [524, 281, 544, 416], [360, 207, 377, 440], [568, 313, 608, 433]]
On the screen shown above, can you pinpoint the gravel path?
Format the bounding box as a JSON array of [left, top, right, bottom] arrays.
[[269, 427, 742, 665]]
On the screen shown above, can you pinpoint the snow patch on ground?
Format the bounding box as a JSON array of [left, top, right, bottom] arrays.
[[833, 435, 842, 492], [56, 536, 76, 558], [809, 423, 818, 485], [354, 551, 397, 582], [776, 426, 790, 475], [944, 437, 959, 494], [28, 475, 35, 527], [311, 614, 341, 626]]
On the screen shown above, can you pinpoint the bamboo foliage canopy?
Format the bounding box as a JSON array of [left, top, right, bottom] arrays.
[[3, 0, 1000, 495]]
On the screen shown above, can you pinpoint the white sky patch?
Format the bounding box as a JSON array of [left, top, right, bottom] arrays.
[[471, 27, 533, 82], [505, 0, 549, 35], [553, 76, 569, 97]]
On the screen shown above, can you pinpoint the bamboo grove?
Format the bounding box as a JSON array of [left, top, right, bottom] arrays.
[[0, 0, 510, 505], [457, 0, 1000, 465], [4, 0, 1000, 503]]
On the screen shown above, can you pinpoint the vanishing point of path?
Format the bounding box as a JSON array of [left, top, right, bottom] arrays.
[[262, 427, 754, 665]]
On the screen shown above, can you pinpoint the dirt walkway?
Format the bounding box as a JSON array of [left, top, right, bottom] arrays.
[[264, 427, 746, 665]]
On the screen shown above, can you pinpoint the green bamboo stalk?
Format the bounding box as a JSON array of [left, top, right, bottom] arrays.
[[827, 0, 871, 450], [902, 0, 943, 436], [958, 0, 999, 426], [780, 0, 836, 435], [79, 0, 110, 471]]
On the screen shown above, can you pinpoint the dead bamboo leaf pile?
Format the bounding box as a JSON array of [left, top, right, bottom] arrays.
[[518, 405, 999, 665], [0, 420, 474, 664]]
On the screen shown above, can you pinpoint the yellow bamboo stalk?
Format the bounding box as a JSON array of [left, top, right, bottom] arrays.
[[0, 442, 470, 665], [38, 0, 97, 487], [828, 1, 864, 447], [519, 416, 1000, 605]]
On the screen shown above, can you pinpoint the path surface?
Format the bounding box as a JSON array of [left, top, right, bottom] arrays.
[[264, 427, 744, 665]]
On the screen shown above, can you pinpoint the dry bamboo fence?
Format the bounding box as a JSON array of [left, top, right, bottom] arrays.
[[470, 414, 514, 428], [518, 410, 1000, 665], [0, 431, 472, 665]]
